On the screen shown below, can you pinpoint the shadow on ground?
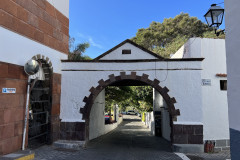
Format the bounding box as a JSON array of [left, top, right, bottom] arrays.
[[34, 115, 182, 160]]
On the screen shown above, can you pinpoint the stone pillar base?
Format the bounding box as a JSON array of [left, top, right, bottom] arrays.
[[60, 122, 85, 141], [173, 144, 204, 153], [53, 140, 86, 149]]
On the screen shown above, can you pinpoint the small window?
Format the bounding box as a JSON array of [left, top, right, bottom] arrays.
[[220, 80, 227, 90], [122, 49, 131, 54]]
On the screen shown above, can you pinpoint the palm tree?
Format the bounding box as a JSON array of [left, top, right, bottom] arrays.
[[68, 37, 91, 60]]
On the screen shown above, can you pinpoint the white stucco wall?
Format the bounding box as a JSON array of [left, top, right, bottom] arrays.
[[153, 88, 161, 111], [47, 0, 69, 18], [60, 61, 203, 126], [171, 45, 185, 58], [105, 117, 123, 134], [172, 38, 229, 140], [89, 89, 105, 140], [99, 43, 158, 60], [171, 38, 202, 59], [161, 108, 171, 141], [0, 27, 67, 74], [145, 112, 155, 135], [225, 0, 240, 133], [154, 89, 171, 141], [201, 39, 229, 140], [88, 89, 123, 140]]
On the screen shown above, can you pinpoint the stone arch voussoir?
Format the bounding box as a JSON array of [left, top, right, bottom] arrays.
[[80, 72, 180, 121], [32, 54, 53, 72]]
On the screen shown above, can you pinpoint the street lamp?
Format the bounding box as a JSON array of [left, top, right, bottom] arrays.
[[204, 4, 225, 36]]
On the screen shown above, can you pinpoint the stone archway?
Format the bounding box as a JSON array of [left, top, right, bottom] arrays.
[[27, 54, 54, 147], [32, 54, 53, 73], [80, 72, 180, 142]]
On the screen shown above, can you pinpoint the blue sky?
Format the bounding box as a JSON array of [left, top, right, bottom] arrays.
[[69, 0, 225, 58]]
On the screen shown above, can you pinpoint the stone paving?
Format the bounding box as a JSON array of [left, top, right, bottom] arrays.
[[186, 150, 231, 160], [34, 115, 182, 160], [32, 115, 231, 160]]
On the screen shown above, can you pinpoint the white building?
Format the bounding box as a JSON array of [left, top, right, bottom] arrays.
[[60, 38, 229, 152], [171, 38, 229, 151], [225, 0, 240, 159]]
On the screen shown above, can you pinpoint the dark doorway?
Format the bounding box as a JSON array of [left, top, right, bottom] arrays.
[[28, 60, 52, 148]]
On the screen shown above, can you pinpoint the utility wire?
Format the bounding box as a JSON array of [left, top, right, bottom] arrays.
[[154, 59, 169, 82], [160, 61, 168, 82]]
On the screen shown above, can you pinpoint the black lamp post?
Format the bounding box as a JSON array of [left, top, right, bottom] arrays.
[[204, 4, 225, 36]]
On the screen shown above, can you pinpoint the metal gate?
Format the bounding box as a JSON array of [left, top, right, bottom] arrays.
[[28, 60, 52, 148]]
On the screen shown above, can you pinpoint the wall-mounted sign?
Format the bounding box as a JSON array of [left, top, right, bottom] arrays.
[[2, 88, 16, 93], [202, 79, 211, 86]]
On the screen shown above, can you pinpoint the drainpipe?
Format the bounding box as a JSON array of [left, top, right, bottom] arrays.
[[22, 77, 38, 150], [22, 77, 31, 150]]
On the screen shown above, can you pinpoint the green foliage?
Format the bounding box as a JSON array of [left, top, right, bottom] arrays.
[[68, 36, 91, 60], [105, 86, 153, 113], [73, 43, 90, 54], [105, 86, 133, 112], [131, 86, 153, 112], [202, 30, 225, 39], [80, 55, 92, 60], [132, 13, 225, 58]]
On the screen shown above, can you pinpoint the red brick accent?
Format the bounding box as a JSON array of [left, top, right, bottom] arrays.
[[0, 62, 27, 80], [0, 111, 4, 125], [0, 62, 27, 155], [0, 0, 69, 54], [0, 94, 25, 109], [51, 104, 60, 115], [0, 63, 8, 78], [2, 124, 14, 140], [1, 137, 13, 154], [50, 73, 62, 143], [3, 109, 13, 124], [0, 62, 63, 155], [14, 122, 23, 136], [0, 135, 22, 155], [0, 0, 18, 17]]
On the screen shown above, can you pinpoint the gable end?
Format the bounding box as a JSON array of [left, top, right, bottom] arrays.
[[94, 39, 164, 60]]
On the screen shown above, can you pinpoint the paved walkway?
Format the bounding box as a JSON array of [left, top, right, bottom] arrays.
[[34, 115, 182, 160], [32, 115, 230, 160], [185, 151, 231, 160]]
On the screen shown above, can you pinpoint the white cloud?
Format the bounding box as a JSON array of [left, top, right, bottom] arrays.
[[76, 32, 103, 49], [88, 37, 103, 49], [77, 32, 86, 39]]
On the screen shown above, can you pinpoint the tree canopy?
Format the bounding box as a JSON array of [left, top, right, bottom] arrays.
[[132, 13, 225, 58], [105, 86, 153, 113], [68, 37, 92, 60]]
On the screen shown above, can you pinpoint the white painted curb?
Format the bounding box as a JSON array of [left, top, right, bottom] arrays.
[[174, 152, 190, 160]]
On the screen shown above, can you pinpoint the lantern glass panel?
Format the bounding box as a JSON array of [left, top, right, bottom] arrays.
[[213, 12, 224, 27], [212, 10, 224, 17], [204, 4, 224, 28], [205, 11, 213, 26]]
